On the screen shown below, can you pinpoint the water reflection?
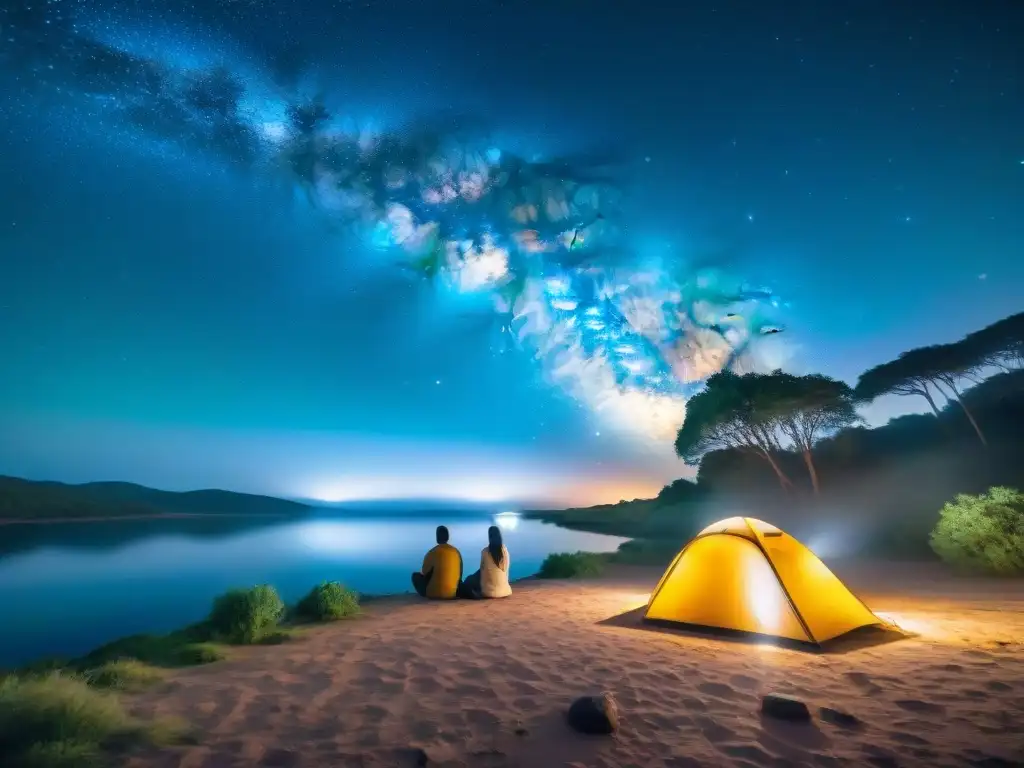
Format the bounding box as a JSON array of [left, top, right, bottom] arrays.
[[0, 512, 624, 666], [493, 511, 520, 531]]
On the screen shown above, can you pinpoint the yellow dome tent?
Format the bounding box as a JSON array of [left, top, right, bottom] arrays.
[[644, 516, 881, 645]]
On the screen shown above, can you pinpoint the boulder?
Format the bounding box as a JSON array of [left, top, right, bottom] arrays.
[[760, 693, 811, 722], [566, 693, 619, 735]]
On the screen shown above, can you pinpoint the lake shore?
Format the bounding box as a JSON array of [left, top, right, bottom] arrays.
[[111, 561, 1023, 767], [0, 512, 295, 526]]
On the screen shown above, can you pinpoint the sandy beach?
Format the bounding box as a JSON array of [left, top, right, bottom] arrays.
[[122, 562, 1024, 768]]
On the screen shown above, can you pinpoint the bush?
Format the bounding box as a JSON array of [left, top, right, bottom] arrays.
[[537, 551, 606, 579], [930, 486, 1024, 575], [0, 673, 181, 768], [295, 582, 360, 622], [207, 585, 284, 644]]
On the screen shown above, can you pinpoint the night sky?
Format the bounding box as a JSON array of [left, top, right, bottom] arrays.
[[1, 0, 1021, 506]]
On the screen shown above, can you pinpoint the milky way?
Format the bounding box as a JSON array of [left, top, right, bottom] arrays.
[[1, 0, 789, 442]]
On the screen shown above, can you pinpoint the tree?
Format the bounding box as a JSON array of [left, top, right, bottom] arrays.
[[965, 312, 1024, 373], [925, 342, 989, 447], [675, 371, 795, 492], [855, 351, 946, 418], [857, 341, 991, 446], [761, 372, 861, 495]]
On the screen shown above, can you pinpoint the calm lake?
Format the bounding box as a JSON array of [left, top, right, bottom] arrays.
[[0, 511, 626, 667]]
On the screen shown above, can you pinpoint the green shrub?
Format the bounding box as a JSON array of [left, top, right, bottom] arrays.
[[930, 486, 1024, 575], [537, 551, 606, 579], [207, 585, 284, 644], [0, 673, 182, 768], [295, 582, 360, 622]]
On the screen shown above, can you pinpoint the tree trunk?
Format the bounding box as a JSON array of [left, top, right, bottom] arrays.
[[759, 449, 795, 493], [919, 384, 943, 418], [945, 381, 988, 447], [801, 449, 821, 495]]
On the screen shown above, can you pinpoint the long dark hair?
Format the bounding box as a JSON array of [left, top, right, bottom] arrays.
[[487, 525, 504, 567]]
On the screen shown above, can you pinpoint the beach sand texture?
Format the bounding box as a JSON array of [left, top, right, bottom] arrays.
[[123, 563, 1024, 767]]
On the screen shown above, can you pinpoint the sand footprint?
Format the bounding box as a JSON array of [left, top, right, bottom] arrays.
[[463, 708, 502, 729], [408, 675, 442, 694], [359, 704, 390, 723], [697, 681, 739, 700], [890, 730, 930, 746], [845, 671, 882, 693], [729, 673, 760, 691], [895, 699, 946, 715], [680, 696, 708, 712], [695, 714, 736, 743], [508, 680, 544, 696]]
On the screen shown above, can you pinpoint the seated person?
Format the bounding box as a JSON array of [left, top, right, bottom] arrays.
[[411, 525, 463, 599], [458, 525, 512, 599]]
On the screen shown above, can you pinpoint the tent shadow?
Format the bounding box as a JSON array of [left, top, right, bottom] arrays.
[[598, 606, 913, 655]]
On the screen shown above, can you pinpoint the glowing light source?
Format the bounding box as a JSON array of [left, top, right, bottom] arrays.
[[746, 552, 782, 635], [493, 511, 520, 531]]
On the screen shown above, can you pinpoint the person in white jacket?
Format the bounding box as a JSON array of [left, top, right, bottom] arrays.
[[458, 525, 512, 599]]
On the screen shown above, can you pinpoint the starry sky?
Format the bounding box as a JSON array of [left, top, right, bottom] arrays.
[[0, 0, 1021, 507]]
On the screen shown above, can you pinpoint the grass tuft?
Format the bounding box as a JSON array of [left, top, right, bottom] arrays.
[[77, 626, 226, 669], [82, 660, 165, 692], [0, 672, 186, 768]]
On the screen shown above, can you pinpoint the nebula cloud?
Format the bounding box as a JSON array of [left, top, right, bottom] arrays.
[[273, 109, 788, 441], [1, 2, 789, 443]]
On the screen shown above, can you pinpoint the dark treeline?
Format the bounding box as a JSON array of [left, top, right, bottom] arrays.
[[530, 311, 1024, 560]]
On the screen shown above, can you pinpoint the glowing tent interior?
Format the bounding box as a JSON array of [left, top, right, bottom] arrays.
[[644, 516, 882, 645]]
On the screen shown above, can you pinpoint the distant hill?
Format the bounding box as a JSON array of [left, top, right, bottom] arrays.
[[0, 476, 312, 522]]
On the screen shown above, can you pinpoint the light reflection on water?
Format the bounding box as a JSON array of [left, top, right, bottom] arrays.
[[0, 512, 625, 666]]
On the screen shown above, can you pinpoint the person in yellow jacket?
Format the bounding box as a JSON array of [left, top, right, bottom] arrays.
[[412, 525, 463, 599]]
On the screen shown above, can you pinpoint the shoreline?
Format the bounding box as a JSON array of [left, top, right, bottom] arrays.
[[0, 572, 549, 674], [0, 511, 298, 526], [1, 559, 987, 675]]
